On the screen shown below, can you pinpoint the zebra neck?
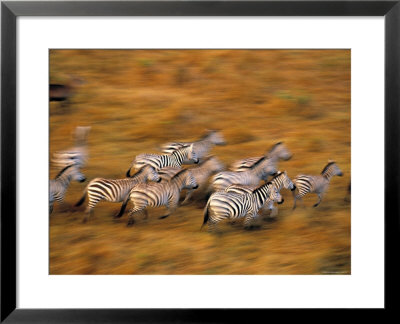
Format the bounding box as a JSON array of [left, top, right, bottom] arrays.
[[172, 149, 188, 164], [252, 185, 271, 208], [271, 176, 283, 191], [322, 171, 333, 181], [58, 173, 72, 187], [171, 174, 186, 190]]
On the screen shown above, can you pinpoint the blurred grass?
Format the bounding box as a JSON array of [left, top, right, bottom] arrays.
[[50, 49, 350, 274]]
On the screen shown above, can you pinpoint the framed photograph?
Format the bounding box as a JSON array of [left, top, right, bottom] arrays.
[[1, 0, 398, 322]]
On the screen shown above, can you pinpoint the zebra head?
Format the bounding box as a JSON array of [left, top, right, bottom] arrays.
[[267, 142, 292, 161], [202, 156, 224, 173], [188, 144, 200, 164], [183, 170, 199, 189], [274, 170, 296, 191], [270, 186, 284, 204], [322, 161, 343, 178], [57, 164, 86, 183], [205, 130, 226, 145]]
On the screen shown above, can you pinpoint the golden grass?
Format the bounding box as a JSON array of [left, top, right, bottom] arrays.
[[50, 49, 350, 274]]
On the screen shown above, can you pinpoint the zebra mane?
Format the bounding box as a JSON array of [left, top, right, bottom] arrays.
[[252, 181, 272, 194], [55, 164, 74, 179], [171, 168, 187, 180], [198, 155, 214, 166], [198, 130, 217, 141], [237, 156, 267, 170], [321, 161, 336, 175], [131, 165, 148, 178], [270, 171, 283, 181], [267, 142, 283, 155]]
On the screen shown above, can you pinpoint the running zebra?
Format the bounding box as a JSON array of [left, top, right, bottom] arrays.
[[115, 169, 198, 226], [75, 165, 160, 223], [211, 156, 277, 192], [49, 164, 86, 214], [230, 142, 292, 172], [51, 126, 91, 170], [157, 167, 182, 182], [126, 144, 198, 176], [160, 130, 226, 163], [202, 181, 282, 231], [292, 161, 343, 209], [225, 170, 295, 217]]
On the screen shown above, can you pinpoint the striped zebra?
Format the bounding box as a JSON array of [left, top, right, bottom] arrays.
[[202, 181, 282, 231], [230, 142, 292, 172], [49, 164, 86, 214], [51, 126, 91, 170], [157, 156, 225, 204], [225, 170, 295, 218], [75, 165, 160, 223], [292, 161, 343, 209], [211, 156, 277, 192], [126, 144, 198, 176], [160, 130, 226, 163], [115, 169, 198, 226]]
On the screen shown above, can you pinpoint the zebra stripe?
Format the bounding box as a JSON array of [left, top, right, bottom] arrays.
[[230, 142, 292, 172], [49, 164, 86, 214], [126, 144, 198, 176], [211, 156, 277, 192], [116, 169, 198, 226], [292, 161, 343, 209], [76, 165, 160, 222], [202, 181, 281, 231]]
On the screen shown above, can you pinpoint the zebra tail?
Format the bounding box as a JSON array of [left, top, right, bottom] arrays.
[[75, 193, 86, 207], [201, 201, 211, 230], [115, 195, 130, 219], [75, 187, 88, 207]]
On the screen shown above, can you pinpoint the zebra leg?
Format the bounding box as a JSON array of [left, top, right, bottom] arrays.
[[313, 194, 322, 208], [269, 205, 278, 218], [127, 208, 140, 227], [82, 207, 93, 223], [244, 213, 259, 229], [159, 198, 178, 219], [49, 203, 54, 215], [142, 209, 149, 220]]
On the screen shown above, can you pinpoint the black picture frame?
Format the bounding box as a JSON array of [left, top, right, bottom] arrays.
[[1, 0, 399, 322]]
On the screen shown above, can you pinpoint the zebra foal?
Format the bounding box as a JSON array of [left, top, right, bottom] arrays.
[[202, 181, 282, 231], [75, 165, 160, 223], [126, 144, 198, 176], [115, 169, 198, 226], [49, 164, 86, 214], [292, 161, 343, 209]]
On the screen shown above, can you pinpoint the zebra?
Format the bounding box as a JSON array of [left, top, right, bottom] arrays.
[[225, 170, 295, 218], [211, 156, 277, 192], [126, 144, 199, 176], [230, 142, 292, 172], [202, 181, 282, 231], [75, 165, 161, 223], [115, 169, 198, 226], [157, 156, 225, 204], [292, 161, 343, 209], [160, 130, 226, 163], [51, 126, 91, 170], [49, 164, 86, 214]]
